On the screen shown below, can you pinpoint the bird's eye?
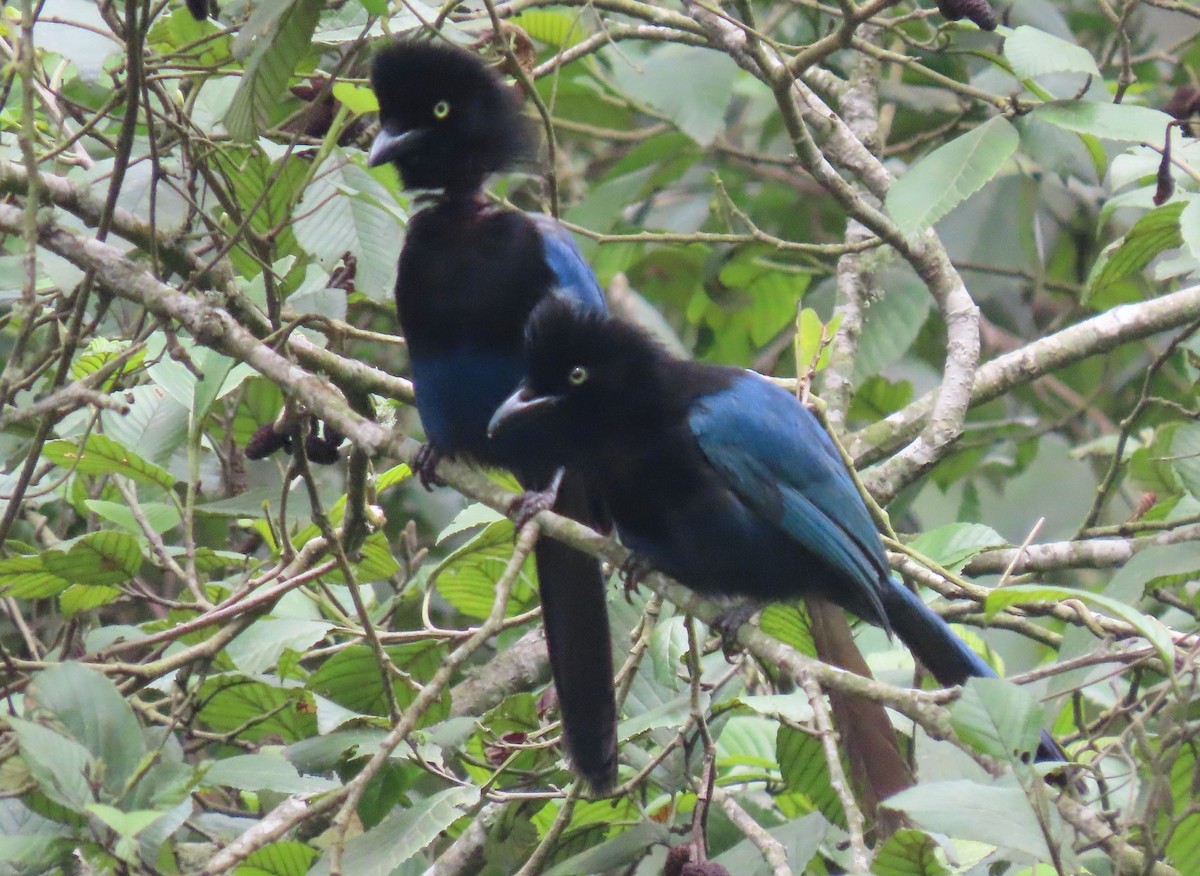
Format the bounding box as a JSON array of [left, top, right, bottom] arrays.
[[432, 100, 451, 119], [568, 366, 589, 386]]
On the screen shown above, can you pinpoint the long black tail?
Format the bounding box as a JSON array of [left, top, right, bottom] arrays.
[[533, 472, 618, 790], [882, 578, 1066, 763]]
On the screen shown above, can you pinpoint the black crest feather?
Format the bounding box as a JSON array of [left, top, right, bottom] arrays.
[[370, 40, 536, 192]]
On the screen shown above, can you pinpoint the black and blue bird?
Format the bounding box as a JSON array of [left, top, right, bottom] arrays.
[[368, 41, 618, 788], [489, 301, 1067, 764]]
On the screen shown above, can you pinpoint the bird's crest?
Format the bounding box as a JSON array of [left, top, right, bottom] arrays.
[[370, 40, 536, 192]]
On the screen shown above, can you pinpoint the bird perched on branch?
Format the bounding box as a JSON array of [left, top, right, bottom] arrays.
[[368, 40, 618, 790], [489, 300, 1068, 765]]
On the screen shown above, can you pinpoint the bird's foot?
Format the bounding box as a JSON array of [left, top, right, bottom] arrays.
[[413, 444, 446, 491], [619, 554, 654, 603], [508, 468, 565, 530], [711, 602, 758, 660]]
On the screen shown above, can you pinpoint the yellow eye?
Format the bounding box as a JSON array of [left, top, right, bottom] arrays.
[[433, 100, 451, 119], [568, 366, 589, 386]]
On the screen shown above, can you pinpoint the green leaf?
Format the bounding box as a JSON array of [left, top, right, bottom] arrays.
[[235, 841, 318, 876], [885, 117, 1019, 236], [309, 785, 480, 876], [331, 81, 378, 115], [609, 45, 737, 146], [224, 618, 335, 675], [950, 678, 1042, 762], [43, 434, 177, 488], [884, 779, 1061, 860], [85, 804, 163, 839], [203, 752, 338, 794], [777, 724, 844, 827], [759, 603, 815, 657], [985, 584, 1176, 670], [907, 523, 1006, 573], [85, 499, 181, 536], [871, 829, 950, 876], [1180, 198, 1200, 266], [293, 156, 404, 302], [510, 10, 589, 47], [853, 273, 933, 382], [9, 719, 95, 811], [0, 555, 69, 599], [1035, 100, 1172, 142], [59, 584, 122, 615], [1003, 27, 1100, 80], [224, 0, 323, 140], [1171, 422, 1200, 499], [432, 520, 536, 619], [43, 531, 144, 587], [1164, 747, 1200, 870], [27, 663, 146, 794], [1084, 202, 1185, 304]]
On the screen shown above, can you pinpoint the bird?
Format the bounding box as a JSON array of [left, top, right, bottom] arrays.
[[488, 299, 1068, 765], [367, 39, 618, 790]]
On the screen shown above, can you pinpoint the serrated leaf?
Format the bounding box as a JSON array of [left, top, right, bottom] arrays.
[[59, 584, 122, 615], [1171, 423, 1200, 499], [43, 531, 144, 586], [203, 752, 337, 794], [510, 10, 589, 47], [609, 45, 737, 146], [1035, 100, 1172, 142], [870, 828, 950, 876], [235, 841, 318, 876], [43, 434, 177, 488], [27, 663, 146, 794], [853, 273, 933, 382], [759, 603, 815, 656], [985, 584, 1175, 670], [309, 785, 480, 876], [1164, 747, 1200, 870], [950, 677, 1041, 762], [197, 678, 316, 743], [331, 81, 378, 115], [85, 499, 181, 536], [1180, 198, 1200, 266], [886, 117, 1019, 236], [1004, 26, 1099, 80], [293, 155, 404, 302], [223, 0, 323, 140], [224, 618, 335, 675], [885, 779, 1071, 862], [9, 719, 95, 811], [777, 724, 844, 827], [0, 555, 69, 599], [431, 520, 536, 619], [907, 523, 1006, 573], [1085, 202, 1185, 304]]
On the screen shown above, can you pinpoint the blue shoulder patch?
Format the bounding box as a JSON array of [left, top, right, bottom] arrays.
[[688, 373, 891, 615], [529, 214, 606, 312]]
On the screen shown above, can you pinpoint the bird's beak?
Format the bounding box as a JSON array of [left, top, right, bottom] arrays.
[[487, 387, 560, 438], [368, 127, 418, 168]]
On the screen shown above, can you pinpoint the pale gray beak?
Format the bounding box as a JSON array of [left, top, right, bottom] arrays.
[[368, 127, 418, 168], [487, 387, 560, 438]]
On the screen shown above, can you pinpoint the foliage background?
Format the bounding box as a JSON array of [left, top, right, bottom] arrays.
[[1, 0, 1200, 873]]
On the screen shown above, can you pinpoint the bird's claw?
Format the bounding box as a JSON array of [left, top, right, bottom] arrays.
[[712, 603, 757, 661], [619, 554, 654, 603], [508, 468, 564, 531], [509, 489, 555, 530], [413, 444, 446, 491]]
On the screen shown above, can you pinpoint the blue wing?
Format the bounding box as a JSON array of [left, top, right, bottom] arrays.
[[529, 214, 606, 312], [688, 373, 891, 624]]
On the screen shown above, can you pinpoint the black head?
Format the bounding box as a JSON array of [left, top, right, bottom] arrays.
[[368, 40, 536, 193], [487, 299, 669, 460]]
